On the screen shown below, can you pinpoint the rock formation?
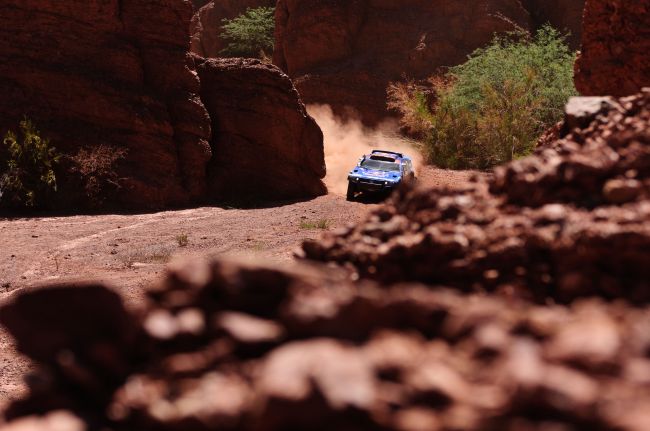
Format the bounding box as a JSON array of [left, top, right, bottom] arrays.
[[575, 0, 650, 96], [196, 57, 326, 201], [273, 0, 585, 124], [0, 0, 325, 210], [303, 89, 650, 303], [0, 0, 212, 209], [190, 0, 276, 58]]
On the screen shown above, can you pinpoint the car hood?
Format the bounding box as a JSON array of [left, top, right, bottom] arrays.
[[350, 167, 401, 180]]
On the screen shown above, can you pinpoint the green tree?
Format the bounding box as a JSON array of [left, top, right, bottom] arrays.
[[0, 119, 60, 208], [388, 26, 577, 169], [221, 7, 275, 58]]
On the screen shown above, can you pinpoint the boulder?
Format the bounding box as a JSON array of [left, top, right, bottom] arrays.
[[197, 57, 326, 201], [190, 0, 276, 58], [563, 96, 618, 131], [575, 0, 650, 96], [0, 0, 212, 209]]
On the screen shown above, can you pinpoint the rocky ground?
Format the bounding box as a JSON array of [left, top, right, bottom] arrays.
[[0, 166, 472, 417], [1, 89, 648, 431]]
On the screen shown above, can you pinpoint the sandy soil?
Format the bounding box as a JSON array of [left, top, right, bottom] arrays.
[[0, 167, 474, 413]]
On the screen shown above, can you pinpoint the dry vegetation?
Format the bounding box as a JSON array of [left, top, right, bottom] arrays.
[[388, 26, 577, 169]]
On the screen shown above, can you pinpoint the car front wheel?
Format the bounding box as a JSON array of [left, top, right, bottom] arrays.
[[346, 182, 357, 201]]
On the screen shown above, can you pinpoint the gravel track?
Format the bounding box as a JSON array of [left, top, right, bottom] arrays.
[[0, 167, 473, 413]]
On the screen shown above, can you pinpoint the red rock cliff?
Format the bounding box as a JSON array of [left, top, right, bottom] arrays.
[[575, 0, 650, 96], [0, 0, 212, 209], [0, 0, 326, 209], [273, 0, 585, 124]]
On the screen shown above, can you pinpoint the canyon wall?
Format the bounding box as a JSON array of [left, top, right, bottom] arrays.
[[197, 58, 326, 201], [0, 0, 212, 209], [190, 0, 276, 58], [0, 0, 324, 209], [574, 0, 650, 96], [273, 0, 585, 124]]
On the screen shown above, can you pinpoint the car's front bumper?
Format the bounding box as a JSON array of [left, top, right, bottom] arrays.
[[350, 177, 400, 192]]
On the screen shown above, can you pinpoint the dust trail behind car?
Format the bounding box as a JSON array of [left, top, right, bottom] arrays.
[[307, 105, 423, 195]]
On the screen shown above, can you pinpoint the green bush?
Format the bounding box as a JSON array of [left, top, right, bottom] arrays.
[[388, 26, 577, 169], [0, 119, 60, 209], [221, 7, 275, 58]]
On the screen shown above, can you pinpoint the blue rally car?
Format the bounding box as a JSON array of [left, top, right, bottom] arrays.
[[347, 150, 415, 201]]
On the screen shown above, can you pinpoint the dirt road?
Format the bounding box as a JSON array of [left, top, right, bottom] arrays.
[[0, 167, 474, 413]]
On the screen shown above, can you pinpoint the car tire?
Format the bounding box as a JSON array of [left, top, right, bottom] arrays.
[[346, 182, 357, 201]]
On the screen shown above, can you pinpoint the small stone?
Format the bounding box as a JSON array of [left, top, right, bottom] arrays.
[[603, 179, 641, 204]]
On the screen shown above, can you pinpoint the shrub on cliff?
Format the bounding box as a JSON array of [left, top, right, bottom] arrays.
[[69, 145, 127, 208], [221, 7, 275, 58], [0, 119, 60, 209], [388, 26, 577, 169]]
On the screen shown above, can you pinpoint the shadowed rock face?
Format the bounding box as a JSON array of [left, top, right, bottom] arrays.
[[190, 0, 276, 58], [303, 89, 650, 303], [197, 57, 327, 201], [272, 0, 585, 125], [575, 0, 650, 96], [0, 0, 212, 209], [521, 0, 585, 48], [191, 0, 212, 10], [3, 259, 650, 430], [0, 0, 326, 210]]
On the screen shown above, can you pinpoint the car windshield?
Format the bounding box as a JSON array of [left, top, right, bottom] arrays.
[[360, 159, 401, 172]]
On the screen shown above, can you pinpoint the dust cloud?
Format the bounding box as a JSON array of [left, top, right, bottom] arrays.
[[307, 104, 422, 195]]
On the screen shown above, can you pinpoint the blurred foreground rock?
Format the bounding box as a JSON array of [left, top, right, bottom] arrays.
[[3, 259, 650, 430], [303, 90, 650, 303]]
